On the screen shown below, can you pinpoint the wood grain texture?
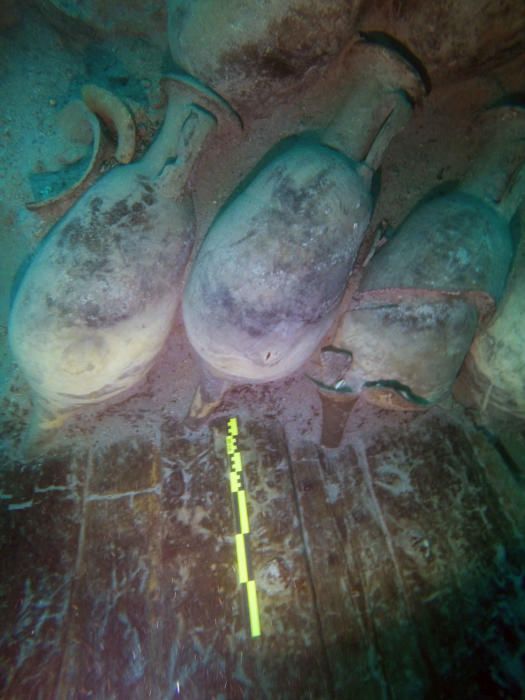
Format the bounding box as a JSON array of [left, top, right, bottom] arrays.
[[1, 408, 525, 698]]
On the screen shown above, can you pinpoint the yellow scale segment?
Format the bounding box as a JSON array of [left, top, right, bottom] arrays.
[[226, 417, 261, 638]]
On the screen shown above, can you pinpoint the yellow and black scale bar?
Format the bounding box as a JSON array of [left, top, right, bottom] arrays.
[[226, 417, 261, 638]]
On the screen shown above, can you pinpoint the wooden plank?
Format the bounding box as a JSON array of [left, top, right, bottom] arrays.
[[237, 419, 331, 699], [159, 419, 242, 699], [467, 424, 525, 533], [289, 440, 415, 698], [380, 411, 525, 698], [292, 405, 525, 697], [1, 406, 524, 697], [158, 417, 330, 699], [0, 454, 84, 698], [56, 438, 163, 699]]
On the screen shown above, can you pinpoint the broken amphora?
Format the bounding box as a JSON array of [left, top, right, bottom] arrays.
[[317, 101, 525, 446]]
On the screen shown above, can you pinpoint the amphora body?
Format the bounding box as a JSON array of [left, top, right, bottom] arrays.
[[9, 75, 239, 448], [182, 38, 426, 416], [318, 103, 525, 445]]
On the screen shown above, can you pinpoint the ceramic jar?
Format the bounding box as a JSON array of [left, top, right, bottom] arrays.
[[167, 0, 363, 109], [317, 103, 525, 446], [182, 37, 426, 416], [9, 74, 239, 449], [455, 196, 525, 427]]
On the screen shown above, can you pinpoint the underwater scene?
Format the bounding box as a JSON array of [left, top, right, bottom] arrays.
[[1, 0, 525, 697]]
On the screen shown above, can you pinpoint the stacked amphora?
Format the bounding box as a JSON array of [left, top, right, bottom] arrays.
[[182, 37, 427, 416], [454, 103, 525, 427], [9, 75, 240, 449], [317, 101, 525, 446]]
